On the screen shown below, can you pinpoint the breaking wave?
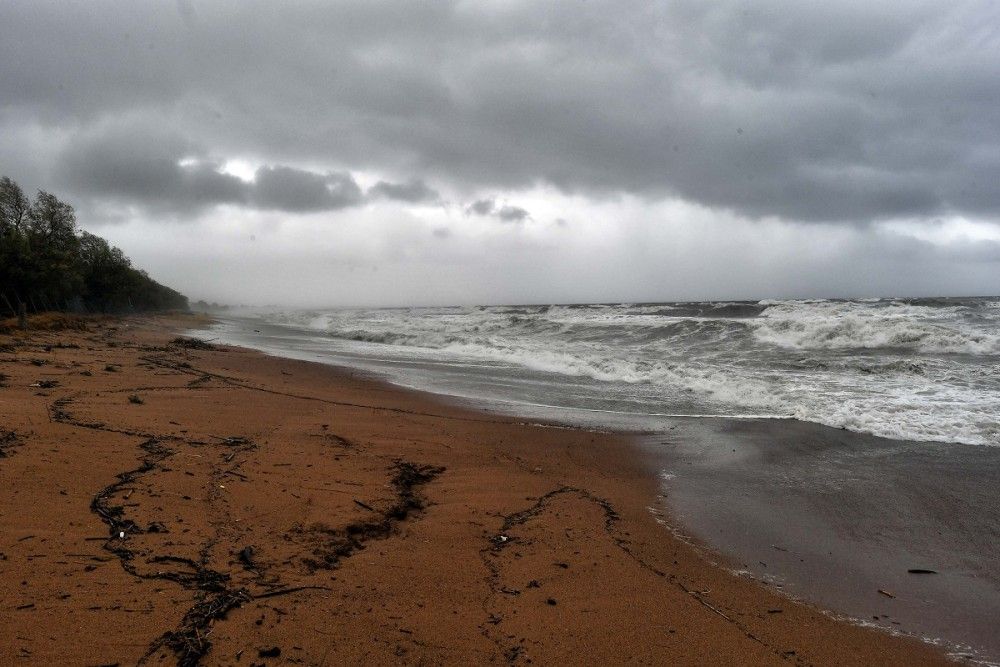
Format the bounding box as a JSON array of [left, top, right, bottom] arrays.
[[251, 298, 1000, 446], [752, 300, 1000, 354]]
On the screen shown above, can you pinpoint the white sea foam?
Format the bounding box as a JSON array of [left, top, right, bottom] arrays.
[[752, 300, 1000, 354], [249, 298, 1000, 446]]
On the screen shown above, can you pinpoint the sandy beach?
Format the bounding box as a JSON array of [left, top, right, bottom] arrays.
[[0, 315, 950, 665]]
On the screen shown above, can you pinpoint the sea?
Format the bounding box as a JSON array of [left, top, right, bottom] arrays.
[[189, 296, 1000, 663]]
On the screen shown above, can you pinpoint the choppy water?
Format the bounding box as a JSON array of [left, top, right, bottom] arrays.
[[237, 297, 1000, 446]]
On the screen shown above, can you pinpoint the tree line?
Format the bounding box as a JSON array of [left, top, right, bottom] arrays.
[[0, 175, 188, 315]]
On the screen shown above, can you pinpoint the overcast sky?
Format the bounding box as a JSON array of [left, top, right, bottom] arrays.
[[2, 0, 999, 306]]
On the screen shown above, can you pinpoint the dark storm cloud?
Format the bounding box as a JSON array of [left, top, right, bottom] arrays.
[[54, 120, 364, 213], [1, 0, 999, 223], [58, 121, 246, 210], [368, 179, 439, 203], [253, 166, 362, 212]]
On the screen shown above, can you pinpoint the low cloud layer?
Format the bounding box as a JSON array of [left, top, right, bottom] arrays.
[[101, 196, 1000, 308], [53, 119, 366, 213]]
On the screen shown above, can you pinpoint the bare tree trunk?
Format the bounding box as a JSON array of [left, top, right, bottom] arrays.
[[18, 301, 27, 330], [0, 292, 16, 317]]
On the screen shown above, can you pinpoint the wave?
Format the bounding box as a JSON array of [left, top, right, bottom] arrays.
[[634, 302, 767, 318], [794, 398, 1000, 447], [753, 301, 1000, 354], [446, 341, 1000, 445], [247, 298, 1000, 447]]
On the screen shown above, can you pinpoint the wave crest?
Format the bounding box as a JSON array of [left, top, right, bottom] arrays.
[[754, 301, 1000, 353]]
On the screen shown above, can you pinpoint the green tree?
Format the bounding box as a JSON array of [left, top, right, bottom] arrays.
[[0, 175, 188, 314], [0, 177, 32, 309], [0, 176, 30, 235], [25, 191, 82, 307]]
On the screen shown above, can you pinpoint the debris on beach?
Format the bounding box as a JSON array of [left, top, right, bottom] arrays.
[[238, 546, 256, 571], [170, 336, 216, 351], [0, 430, 19, 457]]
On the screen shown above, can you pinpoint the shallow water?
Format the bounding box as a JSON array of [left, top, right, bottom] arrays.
[[644, 419, 1000, 664]]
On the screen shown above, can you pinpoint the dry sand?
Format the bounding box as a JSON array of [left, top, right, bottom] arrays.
[[0, 315, 948, 665]]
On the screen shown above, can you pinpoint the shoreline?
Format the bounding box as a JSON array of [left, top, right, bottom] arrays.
[[196, 313, 1000, 663], [0, 315, 949, 664]]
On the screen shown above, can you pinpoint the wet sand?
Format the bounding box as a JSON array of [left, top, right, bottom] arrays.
[[0, 315, 949, 665]]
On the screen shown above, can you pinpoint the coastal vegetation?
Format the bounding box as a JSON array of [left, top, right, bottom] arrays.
[[0, 175, 187, 315]]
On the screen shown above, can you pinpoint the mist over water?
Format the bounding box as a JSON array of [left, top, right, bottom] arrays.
[[239, 297, 1000, 447]]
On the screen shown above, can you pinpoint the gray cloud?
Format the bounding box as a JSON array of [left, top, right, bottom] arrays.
[[496, 205, 529, 223], [368, 179, 439, 203], [253, 166, 362, 212], [466, 199, 495, 216], [57, 121, 246, 211], [1, 0, 997, 224], [175, 0, 196, 28], [53, 120, 365, 214], [466, 198, 531, 222]]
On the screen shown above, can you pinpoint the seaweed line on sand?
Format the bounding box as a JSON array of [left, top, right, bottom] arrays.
[[40, 337, 449, 665], [298, 460, 445, 572], [85, 434, 249, 667]]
